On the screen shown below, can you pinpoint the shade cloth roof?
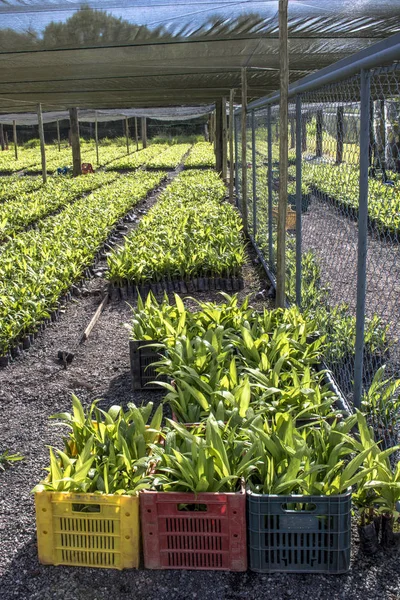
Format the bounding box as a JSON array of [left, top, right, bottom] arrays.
[[0, 1, 399, 114], [0, 106, 215, 125]]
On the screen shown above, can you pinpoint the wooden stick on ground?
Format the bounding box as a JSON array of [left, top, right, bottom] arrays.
[[79, 295, 109, 344]]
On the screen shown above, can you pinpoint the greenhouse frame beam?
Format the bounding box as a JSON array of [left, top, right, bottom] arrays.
[[245, 32, 400, 111]]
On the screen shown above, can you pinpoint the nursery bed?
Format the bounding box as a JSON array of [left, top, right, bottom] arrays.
[[1, 248, 400, 600], [0, 169, 399, 600]]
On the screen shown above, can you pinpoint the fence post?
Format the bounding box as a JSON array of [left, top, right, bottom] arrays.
[[222, 96, 228, 180], [276, 0, 289, 309], [0, 124, 5, 151], [336, 106, 344, 164], [290, 116, 295, 149], [354, 68, 371, 408], [135, 117, 139, 152], [215, 98, 223, 173], [125, 117, 130, 155], [267, 105, 273, 267], [13, 120, 18, 161], [316, 109, 323, 157], [234, 114, 239, 208], [241, 67, 249, 232], [295, 95, 302, 307], [37, 103, 47, 183], [301, 116, 307, 152], [95, 112, 99, 166], [69, 107, 81, 177], [141, 117, 147, 149], [251, 110, 257, 237], [229, 90, 235, 203], [56, 119, 61, 152]]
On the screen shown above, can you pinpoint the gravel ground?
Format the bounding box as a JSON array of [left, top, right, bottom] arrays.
[[1, 178, 400, 600], [301, 194, 400, 380]]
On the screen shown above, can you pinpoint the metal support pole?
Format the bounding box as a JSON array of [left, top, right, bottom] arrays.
[[134, 117, 139, 151], [234, 114, 239, 208], [56, 119, 61, 152], [95, 112, 99, 166], [229, 89, 235, 203], [37, 104, 47, 183], [354, 69, 371, 408], [267, 105, 273, 266], [125, 117, 130, 155], [241, 67, 249, 232], [301, 117, 307, 153], [251, 110, 257, 237], [336, 106, 344, 164], [69, 107, 82, 177], [13, 120, 18, 160], [222, 96, 228, 180], [316, 109, 323, 158], [290, 116, 295, 149], [276, 0, 289, 308], [295, 95, 302, 307]]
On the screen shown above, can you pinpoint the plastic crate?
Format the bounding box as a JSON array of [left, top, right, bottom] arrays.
[[129, 340, 165, 390], [247, 491, 351, 574], [140, 490, 247, 571], [35, 492, 139, 570]]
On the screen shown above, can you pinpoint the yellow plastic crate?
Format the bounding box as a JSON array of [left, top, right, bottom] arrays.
[[35, 492, 139, 570]]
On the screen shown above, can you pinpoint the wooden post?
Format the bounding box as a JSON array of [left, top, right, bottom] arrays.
[[134, 117, 139, 151], [290, 116, 295, 149], [241, 67, 249, 233], [95, 112, 99, 166], [37, 103, 47, 183], [336, 106, 344, 164], [69, 107, 82, 177], [13, 120, 18, 160], [0, 124, 5, 151], [210, 110, 216, 155], [125, 117, 130, 155], [56, 119, 61, 151], [229, 89, 235, 203], [276, 0, 289, 308], [316, 109, 323, 158], [215, 98, 223, 173], [141, 117, 147, 149], [222, 96, 228, 180]]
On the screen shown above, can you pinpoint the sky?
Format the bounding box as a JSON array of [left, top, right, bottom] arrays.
[[0, 1, 278, 35]]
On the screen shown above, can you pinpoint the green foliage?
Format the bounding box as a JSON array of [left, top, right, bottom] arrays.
[[184, 142, 215, 168], [33, 395, 163, 495], [247, 411, 367, 496], [0, 170, 163, 355], [23, 138, 41, 149], [107, 170, 244, 284], [129, 293, 335, 423], [148, 415, 258, 493], [0, 450, 23, 472]]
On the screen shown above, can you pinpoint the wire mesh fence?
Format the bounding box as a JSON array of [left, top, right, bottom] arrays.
[[235, 57, 400, 450]]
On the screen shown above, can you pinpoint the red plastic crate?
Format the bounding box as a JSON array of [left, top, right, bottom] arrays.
[[140, 491, 247, 571]]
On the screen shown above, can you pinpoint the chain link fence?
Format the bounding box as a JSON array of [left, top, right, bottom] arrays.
[[235, 56, 400, 450]]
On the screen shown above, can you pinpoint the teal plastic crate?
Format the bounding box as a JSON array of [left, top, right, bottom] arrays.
[[247, 491, 351, 574]]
